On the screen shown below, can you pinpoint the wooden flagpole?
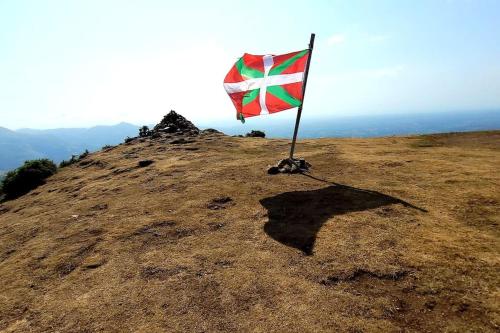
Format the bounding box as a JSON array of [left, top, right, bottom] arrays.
[[289, 33, 315, 161]]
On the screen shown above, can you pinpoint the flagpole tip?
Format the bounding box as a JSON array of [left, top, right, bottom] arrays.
[[309, 34, 316, 49]]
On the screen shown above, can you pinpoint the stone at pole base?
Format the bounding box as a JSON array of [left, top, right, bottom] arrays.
[[267, 158, 311, 174]]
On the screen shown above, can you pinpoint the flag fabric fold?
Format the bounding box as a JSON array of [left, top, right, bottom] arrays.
[[223, 50, 309, 121]]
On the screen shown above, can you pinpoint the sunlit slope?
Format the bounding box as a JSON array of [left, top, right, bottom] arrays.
[[0, 131, 498, 332]]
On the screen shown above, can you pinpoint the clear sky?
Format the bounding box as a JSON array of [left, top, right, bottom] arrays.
[[1, 0, 499, 129]]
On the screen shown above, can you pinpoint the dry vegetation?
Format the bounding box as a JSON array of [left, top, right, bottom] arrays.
[[0, 130, 499, 332]]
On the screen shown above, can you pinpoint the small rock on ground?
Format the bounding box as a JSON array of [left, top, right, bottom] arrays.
[[138, 160, 154, 167], [267, 158, 311, 174]]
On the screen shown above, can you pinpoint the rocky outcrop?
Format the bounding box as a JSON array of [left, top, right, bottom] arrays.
[[201, 128, 224, 136]]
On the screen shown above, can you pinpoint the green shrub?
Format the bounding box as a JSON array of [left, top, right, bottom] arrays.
[[59, 149, 90, 168], [0, 173, 5, 200], [79, 149, 89, 159], [139, 125, 150, 137], [245, 130, 265, 138], [59, 155, 78, 168], [1, 159, 57, 200]]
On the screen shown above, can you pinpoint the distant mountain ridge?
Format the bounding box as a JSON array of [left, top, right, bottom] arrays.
[[207, 110, 500, 138], [0, 123, 139, 173], [2, 110, 499, 173]]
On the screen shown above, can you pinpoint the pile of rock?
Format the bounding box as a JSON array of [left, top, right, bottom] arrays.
[[267, 158, 311, 174], [124, 110, 230, 144], [245, 130, 265, 138], [152, 110, 200, 136]]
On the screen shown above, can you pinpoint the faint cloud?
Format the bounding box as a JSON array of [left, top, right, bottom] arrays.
[[368, 65, 404, 78], [316, 65, 405, 83], [327, 34, 346, 46], [369, 34, 390, 43]]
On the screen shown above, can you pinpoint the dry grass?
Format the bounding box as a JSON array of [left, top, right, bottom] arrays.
[[0, 130, 499, 332]]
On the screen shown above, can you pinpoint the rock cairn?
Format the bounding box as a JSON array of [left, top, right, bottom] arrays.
[[152, 110, 200, 136], [125, 110, 231, 145]]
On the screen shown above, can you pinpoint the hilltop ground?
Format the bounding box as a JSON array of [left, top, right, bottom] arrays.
[[0, 130, 499, 332]]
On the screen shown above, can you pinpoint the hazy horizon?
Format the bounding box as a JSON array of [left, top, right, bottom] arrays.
[[0, 108, 498, 131], [1, 109, 498, 135], [1, 109, 498, 173]]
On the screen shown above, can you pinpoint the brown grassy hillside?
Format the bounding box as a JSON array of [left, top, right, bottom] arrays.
[[0, 130, 499, 332]]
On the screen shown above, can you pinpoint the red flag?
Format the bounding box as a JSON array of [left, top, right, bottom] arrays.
[[223, 50, 309, 121]]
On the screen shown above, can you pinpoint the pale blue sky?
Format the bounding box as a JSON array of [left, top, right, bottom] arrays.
[[1, 0, 499, 129]]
